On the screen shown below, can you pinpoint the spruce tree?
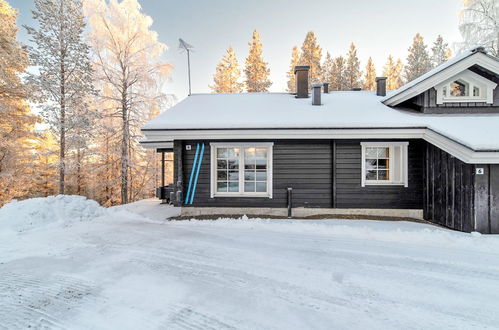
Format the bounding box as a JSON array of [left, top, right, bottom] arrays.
[[404, 33, 433, 82], [345, 43, 362, 90], [244, 30, 271, 92], [331, 56, 347, 91], [25, 0, 94, 195], [286, 46, 300, 93], [362, 57, 376, 91], [322, 51, 334, 86], [431, 35, 452, 67], [210, 47, 243, 93], [299, 31, 322, 88], [383, 55, 404, 90]]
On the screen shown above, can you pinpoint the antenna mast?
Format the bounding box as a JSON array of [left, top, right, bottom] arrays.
[[179, 38, 194, 95]]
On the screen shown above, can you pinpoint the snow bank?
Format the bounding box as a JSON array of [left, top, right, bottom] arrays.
[[0, 195, 106, 232]]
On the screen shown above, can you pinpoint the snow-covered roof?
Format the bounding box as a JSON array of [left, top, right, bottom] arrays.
[[382, 47, 499, 106], [142, 92, 499, 152]]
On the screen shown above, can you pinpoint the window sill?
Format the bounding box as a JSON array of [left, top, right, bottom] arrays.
[[363, 182, 407, 187], [211, 193, 272, 198], [440, 97, 488, 103]]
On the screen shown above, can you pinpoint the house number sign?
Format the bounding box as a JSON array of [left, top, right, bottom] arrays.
[[476, 168, 484, 175]]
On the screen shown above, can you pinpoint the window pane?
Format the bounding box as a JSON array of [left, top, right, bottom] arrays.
[[228, 148, 239, 158], [228, 159, 239, 169], [377, 159, 388, 169], [378, 170, 389, 180], [377, 147, 389, 158], [256, 148, 267, 158], [365, 147, 377, 158], [473, 86, 480, 97], [244, 182, 255, 192], [366, 159, 377, 170], [217, 148, 228, 158], [217, 170, 227, 180], [450, 80, 468, 96], [217, 160, 227, 169], [366, 170, 377, 180], [228, 171, 239, 180], [217, 182, 227, 192], [256, 182, 267, 192], [245, 163, 256, 170], [228, 182, 239, 192], [244, 171, 255, 181], [255, 171, 267, 181], [245, 147, 255, 159]]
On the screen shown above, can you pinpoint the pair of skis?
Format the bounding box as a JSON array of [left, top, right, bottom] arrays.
[[185, 143, 204, 205]]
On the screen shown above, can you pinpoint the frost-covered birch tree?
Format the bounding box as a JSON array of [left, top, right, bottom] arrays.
[[0, 0, 37, 205], [458, 0, 499, 56], [244, 30, 271, 92], [84, 0, 171, 205], [25, 0, 94, 195], [210, 47, 243, 93], [286, 46, 300, 93]]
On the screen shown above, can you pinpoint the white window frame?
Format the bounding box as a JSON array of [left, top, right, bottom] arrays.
[[210, 142, 273, 198], [361, 142, 409, 187], [435, 69, 497, 104]]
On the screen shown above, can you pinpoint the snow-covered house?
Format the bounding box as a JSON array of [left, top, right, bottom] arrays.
[[141, 47, 499, 233]]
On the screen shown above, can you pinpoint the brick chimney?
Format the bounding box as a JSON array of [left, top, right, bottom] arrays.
[[294, 66, 310, 98]]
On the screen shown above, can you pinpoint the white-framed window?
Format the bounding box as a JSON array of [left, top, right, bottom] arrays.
[[210, 143, 273, 198], [361, 142, 409, 187], [435, 69, 497, 104]]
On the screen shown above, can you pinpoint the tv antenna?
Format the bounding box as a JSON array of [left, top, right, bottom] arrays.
[[179, 38, 194, 95]]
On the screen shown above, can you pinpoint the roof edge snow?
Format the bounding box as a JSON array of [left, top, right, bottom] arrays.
[[382, 48, 499, 106]]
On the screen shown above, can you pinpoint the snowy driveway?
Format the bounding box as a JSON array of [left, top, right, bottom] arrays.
[[1, 198, 499, 329]]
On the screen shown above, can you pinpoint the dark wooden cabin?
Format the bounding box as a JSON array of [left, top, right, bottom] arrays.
[[142, 47, 499, 233]]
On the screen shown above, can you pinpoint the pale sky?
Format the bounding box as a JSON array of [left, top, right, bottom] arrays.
[[12, 0, 463, 102]]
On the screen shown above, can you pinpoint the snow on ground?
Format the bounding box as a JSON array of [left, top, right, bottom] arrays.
[[1, 197, 499, 329]]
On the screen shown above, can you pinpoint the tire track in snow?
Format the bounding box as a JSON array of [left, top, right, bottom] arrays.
[[116, 244, 354, 314], [0, 270, 97, 329], [163, 305, 237, 330]]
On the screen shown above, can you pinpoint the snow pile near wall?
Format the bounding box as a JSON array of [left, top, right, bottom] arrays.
[[0, 195, 106, 233]]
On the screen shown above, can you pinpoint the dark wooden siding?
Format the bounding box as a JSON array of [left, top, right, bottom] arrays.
[[473, 164, 499, 234], [179, 140, 332, 208], [423, 143, 475, 232], [334, 139, 424, 209]]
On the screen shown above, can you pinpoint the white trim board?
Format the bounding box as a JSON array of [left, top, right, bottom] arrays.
[[209, 142, 273, 199], [382, 52, 499, 106], [140, 127, 499, 164]]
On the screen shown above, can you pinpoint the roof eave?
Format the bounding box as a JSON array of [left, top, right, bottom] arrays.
[[382, 52, 499, 107]]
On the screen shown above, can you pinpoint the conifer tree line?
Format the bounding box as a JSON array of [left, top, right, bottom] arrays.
[[211, 30, 454, 94], [0, 0, 172, 206], [286, 31, 453, 93]]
